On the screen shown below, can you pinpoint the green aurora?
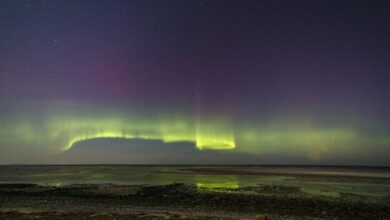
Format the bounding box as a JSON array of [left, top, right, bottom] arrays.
[[1, 103, 389, 163]]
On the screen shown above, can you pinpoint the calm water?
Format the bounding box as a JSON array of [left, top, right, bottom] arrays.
[[0, 165, 389, 200]]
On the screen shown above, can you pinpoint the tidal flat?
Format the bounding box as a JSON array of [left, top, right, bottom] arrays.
[[0, 165, 389, 219]]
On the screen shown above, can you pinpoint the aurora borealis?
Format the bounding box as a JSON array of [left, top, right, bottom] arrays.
[[0, 0, 390, 165]]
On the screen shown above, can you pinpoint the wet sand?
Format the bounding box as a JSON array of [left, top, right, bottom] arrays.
[[178, 166, 390, 178]]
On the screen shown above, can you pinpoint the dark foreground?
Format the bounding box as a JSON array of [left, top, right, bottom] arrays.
[[0, 183, 389, 220]]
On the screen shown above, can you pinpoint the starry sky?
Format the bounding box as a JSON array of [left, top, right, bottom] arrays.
[[0, 0, 390, 165]]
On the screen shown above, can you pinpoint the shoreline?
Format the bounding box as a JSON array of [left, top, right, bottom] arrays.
[[0, 183, 389, 219]]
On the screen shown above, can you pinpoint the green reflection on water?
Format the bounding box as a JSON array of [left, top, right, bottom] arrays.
[[196, 182, 239, 189], [194, 175, 239, 190]]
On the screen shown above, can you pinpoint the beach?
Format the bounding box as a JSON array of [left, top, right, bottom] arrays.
[[0, 165, 389, 219]]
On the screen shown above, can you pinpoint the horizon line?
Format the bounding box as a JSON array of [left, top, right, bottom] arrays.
[[0, 163, 389, 168]]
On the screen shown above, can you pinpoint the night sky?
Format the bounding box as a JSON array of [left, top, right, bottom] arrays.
[[0, 0, 390, 165]]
